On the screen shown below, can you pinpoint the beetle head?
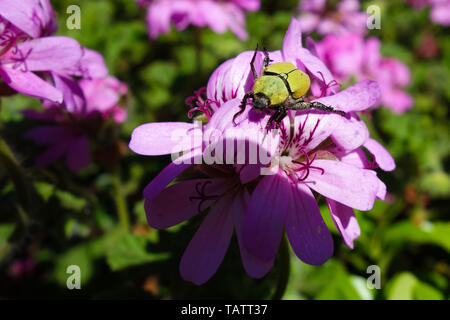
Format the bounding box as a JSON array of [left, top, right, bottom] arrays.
[[252, 92, 270, 110]]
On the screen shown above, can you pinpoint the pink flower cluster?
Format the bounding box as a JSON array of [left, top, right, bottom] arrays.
[[313, 33, 413, 113], [129, 18, 395, 285], [0, 1, 128, 170], [0, 0, 81, 102], [136, 0, 260, 40], [298, 0, 368, 35], [407, 0, 450, 26]]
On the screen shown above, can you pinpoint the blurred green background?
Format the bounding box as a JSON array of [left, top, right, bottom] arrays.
[[0, 0, 449, 299]]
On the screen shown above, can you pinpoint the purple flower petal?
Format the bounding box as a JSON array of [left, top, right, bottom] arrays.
[[376, 176, 386, 200], [225, 50, 263, 102], [129, 122, 198, 156], [293, 112, 342, 152], [330, 114, 369, 152], [179, 195, 234, 285], [35, 142, 70, 168], [286, 182, 334, 265], [298, 47, 335, 91], [238, 164, 262, 184], [327, 198, 360, 249], [146, 178, 230, 229], [313, 80, 381, 112], [66, 136, 90, 171], [24, 126, 74, 145], [232, 189, 273, 278], [0, 0, 42, 38], [142, 149, 201, 201], [0, 67, 62, 103], [363, 138, 395, 171], [51, 73, 85, 113], [243, 171, 290, 262], [11, 37, 83, 72], [79, 49, 108, 78], [307, 159, 380, 211], [282, 17, 303, 65], [207, 58, 233, 103], [337, 148, 371, 169]]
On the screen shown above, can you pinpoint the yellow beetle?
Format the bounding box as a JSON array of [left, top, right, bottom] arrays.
[[233, 46, 346, 130]]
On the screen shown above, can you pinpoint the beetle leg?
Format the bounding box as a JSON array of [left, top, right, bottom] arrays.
[[265, 109, 281, 132], [250, 45, 259, 80], [233, 92, 254, 125], [289, 100, 346, 116], [274, 108, 288, 129], [262, 46, 272, 69]]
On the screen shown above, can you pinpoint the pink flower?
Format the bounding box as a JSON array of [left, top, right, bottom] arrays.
[[406, 0, 450, 26], [137, 0, 260, 40], [313, 33, 413, 113], [25, 76, 128, 171], [298, 0, 368, 35], [0, 0, 83, 103], [130, 18, 394, 284]]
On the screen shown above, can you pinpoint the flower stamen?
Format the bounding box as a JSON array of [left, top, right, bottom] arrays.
[[186, 87, 219, 120]]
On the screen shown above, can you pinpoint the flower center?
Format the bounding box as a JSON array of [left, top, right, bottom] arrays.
[[0, 19, 28, 58]]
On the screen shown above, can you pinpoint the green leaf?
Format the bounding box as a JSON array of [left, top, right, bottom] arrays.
[[106, 234, 169, 271], [0, 223, 15, 247], [53, 245, 93, 287], [383, 221, 450, 253], [414, 282, 443, 300], [387, 272, 443, 300], [387, 272, 417, 300]]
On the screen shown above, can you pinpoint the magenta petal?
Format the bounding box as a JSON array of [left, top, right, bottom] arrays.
[[307, 160, 380, 211], [51, 73, 85, 113], [79, 49, 108, 78], [225, 50, 263, 101], [293, 112, 341, 152], [331, 114, 369, 152], [35, 142, 70, 168], [13, 37, 83, 71], [363, 138, 395, 171], [25, 126, 74, 145], [282, 17, 303, 65], [313, 80, 381, 112], [327, 199, 360, 249], [243, 171, 290, 262], [179, 195, 234, 285], [281, 17, 335, 86], [142, 150, 200, 201], [206, 59, 233, 103], [129, 122, 198, 156], [376, 177, 386, 200], [66, 137, 90, 171], [239, 164, 262, 184], [298, 47, 335, 90], [338, 148, 371, 169], [0, 67, 62, 103], [146, 178, 230, 229], [0, 0, 41, 38], [286, 183, 333, 265], [232, 190, 273, 278]]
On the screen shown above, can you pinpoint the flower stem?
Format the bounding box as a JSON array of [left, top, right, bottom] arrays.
[[272, 233, 291, 300], [0, 136, 32, 214], [111, 165, 130, 232]]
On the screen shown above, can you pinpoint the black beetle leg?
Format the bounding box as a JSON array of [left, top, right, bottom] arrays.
[[289, 100, 346, 116], [233, 92, 254, 125], [274, 108, 288, 129], [250, 45, 258, 80], [262, 46, 272, 69], [265, 109, 281, 132]]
